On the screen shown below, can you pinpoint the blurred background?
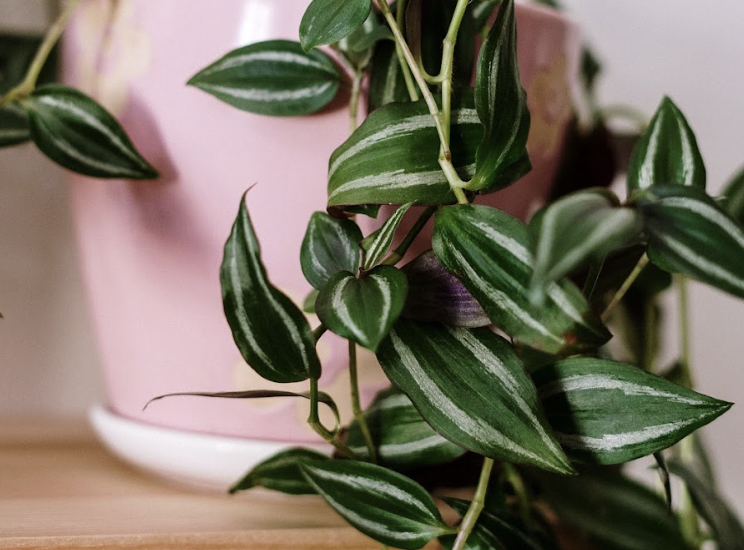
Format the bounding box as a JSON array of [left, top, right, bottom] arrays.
[[1, 0, 742, 514]]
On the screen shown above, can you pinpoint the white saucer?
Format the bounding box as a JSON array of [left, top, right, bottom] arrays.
[[89, 404, 331, 492]]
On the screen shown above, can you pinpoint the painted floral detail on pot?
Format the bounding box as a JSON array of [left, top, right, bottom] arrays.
[[527, 54, 573, 158], [73, 0, 151, 115]]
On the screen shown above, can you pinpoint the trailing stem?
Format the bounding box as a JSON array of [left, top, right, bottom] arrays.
[[348, 340, 378, 463], [0, 0, 83, 109], [349, 70, 364, 133], [376, 0, 470, 201], [307, 377, 361, 460], [451, 457, 495, 550], [675, 275, 703, 547], [601, 253, 650, 322]]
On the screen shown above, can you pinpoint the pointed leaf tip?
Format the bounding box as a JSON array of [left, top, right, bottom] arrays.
[[221, 194, 321, 383], [24, 85, 158, 179]]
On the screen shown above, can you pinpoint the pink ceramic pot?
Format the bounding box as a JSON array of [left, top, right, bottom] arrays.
[[63, 0, 579, 487]]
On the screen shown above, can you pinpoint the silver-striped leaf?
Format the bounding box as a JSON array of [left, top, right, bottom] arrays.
[[188, 40, 341, 117], [401, 251, 490, 327], [360, 203, 413, 270], [376, 319, 573, 474], [432, 204, 611, 354], [635, 184, 744, 299], [299, 0, 371, 51], [300, 211, 363, 290], [346, 387, 466, 469], [301, 460, 455, 550], [529, 189, 643, 299], [221, 193, 321, 383], [538, 472, 688, 550], [533, 357, 732, 465], [441, 498, 559, 550], [627, 96, 706, 192], [315, 266, 408, 351], [467, 0, 531, 193], [23, 84, 157, 179], [0, 104, 30, 147], [327, 94, 482, 209], [720, 163, 744, 224], [230, 447, 329, 496], [367, 40, 410, 112], [667, 458, 744, 550]]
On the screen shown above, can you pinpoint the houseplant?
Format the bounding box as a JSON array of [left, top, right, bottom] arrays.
[[2, 0, 744, 549]]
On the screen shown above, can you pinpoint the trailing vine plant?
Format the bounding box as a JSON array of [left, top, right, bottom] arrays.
[[3, 0, 744, 549]]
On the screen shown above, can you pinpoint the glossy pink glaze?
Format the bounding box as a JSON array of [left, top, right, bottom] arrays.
[[64, 0, 580, 443]]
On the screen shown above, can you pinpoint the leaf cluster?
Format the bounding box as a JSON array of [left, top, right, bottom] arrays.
[[4, 1, 743, 549]]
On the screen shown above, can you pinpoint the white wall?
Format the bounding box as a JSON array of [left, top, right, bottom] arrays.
[[1, 0, 743, 515]]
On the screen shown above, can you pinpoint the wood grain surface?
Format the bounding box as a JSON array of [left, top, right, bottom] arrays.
[[0, 417, 384, 549]]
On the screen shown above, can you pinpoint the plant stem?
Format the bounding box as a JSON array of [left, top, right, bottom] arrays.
[[675, 274, 694, 388], [678, 436, 703, 547], [0, 0, 83, 109], [349, 70, 364, 133], [381, 205, 436, 265], [307, 377, 362, 460], [377, 0, 470, 197], [377, 0, 446, 145], [503, 463, 531, 525], [348, 340, 378, 463], [313, 324, 328, 342], [451, 457, 494, 550], [582, 258, 606, 300], [394, 0, 419, 101], [600, 253, 649, 322]]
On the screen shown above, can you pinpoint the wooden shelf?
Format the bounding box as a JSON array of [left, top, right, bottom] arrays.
[[0, 418, 381, 549]]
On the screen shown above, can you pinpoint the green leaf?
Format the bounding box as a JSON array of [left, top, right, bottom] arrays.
[[230, 448, 329, 495], [538, 471, 689, 550], [221, 193, 321, 383], [377, 319, 573, 474], [533, 357, 731, 465], [316, 266, 408, 351], [360, 203, 413, 270], [346, 387, 466, 469], [144, 389, 340, 430], [0, 103, 30, 147], [188, 40, 340, 117], [301, 460, 454, 550], [401, 251, 490, 327], [418, 0, 476, 89], [720, 163, 744, 224], [327, 94, 482, 209], [472, 0, 501, 32], [530, 189, 643, 299], [299, 0, 371, 51], [635, 184, 744, 299], [667, 458, 744, 550], [300, 211, 363, 290], [367, 40, 411, 112], [627, 96, 706, 192], [433, 204, 611, 354], [441, 498, 560, 550], [302, 288, 319, 314], [337, 11, 392, 68], [467, 0, 531, 193], [23, 84, 157, 179]]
